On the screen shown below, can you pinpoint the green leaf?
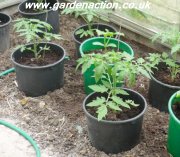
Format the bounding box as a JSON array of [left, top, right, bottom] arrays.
[[96, 29, 105, 36], [115, 89, 129, 95], [87, 14, 93, 22], [87, 30, 94, 37], [76, 58, 85, 71], [126, 100, 139, 107], [162, 52, 169, 59], [75, 28, 84, 35], [93, 42, 104, 47], [87, 97, 106, 107], [94, 63, 105, 82], [97, 105, 108, 121], [102, 80, 111, 88], [82, 60, 92, 74], [112, 96, 130, 109], [165, 59, 176, 67], [107, 43, 117, 48], [107, 101, 122, 111], [138, 67, 150, 79], [89, 85, 108, 93], [137, 58, 145, 64]]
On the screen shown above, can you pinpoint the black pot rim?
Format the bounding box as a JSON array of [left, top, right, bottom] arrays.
[[72, 23, 117, 45], [83, 88, 147, 124], [0, 13, 12, 28], [18, 0, 57, 15], [11, 42, 66, 69], [150, 72, 180, 89]]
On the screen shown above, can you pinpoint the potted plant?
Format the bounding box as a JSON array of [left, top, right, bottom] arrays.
[[11, 18, 65, 97], [148, 51, 180, 111], [0, 12, 11, 53], [18, 0, 59, 33], [77, 51, 157, 153], [167, 91, 180, 157], [78, 30, 134, 94], [62, 7, 117, 58]]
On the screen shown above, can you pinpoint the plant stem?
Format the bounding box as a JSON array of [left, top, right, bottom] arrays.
[[33, 43, 38, 59], [106, 91, 112, 104]]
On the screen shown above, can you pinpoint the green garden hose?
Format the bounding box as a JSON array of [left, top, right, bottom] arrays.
[[0, 68, 41, 157], [0, 68, 15, 77], [0, 120, 41, 157]]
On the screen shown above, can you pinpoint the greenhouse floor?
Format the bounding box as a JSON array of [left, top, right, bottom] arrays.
[[0, 13, 170, 157]]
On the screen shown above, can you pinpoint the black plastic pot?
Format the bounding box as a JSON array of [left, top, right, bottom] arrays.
[[11, 42, 65, 97], [18, 0, 59, 34], [0, 12, 11, 53], [83, 88, 147, 154], [149, 72, 180, 112], [73, 23, 117, 58]]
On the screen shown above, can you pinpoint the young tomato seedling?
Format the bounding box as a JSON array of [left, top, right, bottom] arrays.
[[151, 28, 180, 82], [93, 29, 124, 52], [14, 18, 62, 61], [77, 51, 157, 121], [62, 7, 110, 38], [146, 52, 180, 82]]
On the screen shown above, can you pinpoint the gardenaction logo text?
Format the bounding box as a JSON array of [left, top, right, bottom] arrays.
[[25, 1, 151, 11]]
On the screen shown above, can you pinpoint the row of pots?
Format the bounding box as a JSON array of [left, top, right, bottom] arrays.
[[0, 1, 179, 156], [79, 37, 180, 155]]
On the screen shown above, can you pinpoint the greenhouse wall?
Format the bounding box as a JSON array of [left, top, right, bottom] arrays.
[[63, 0, 179, 50], [0, 0, 179, 46], [114, 0, 180, 34]]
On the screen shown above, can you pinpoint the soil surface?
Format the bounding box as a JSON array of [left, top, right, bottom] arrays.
[[172, 102, 180, 120], [88, 105, 141, 121], [153, 63, 180, 86], [23, 8, 45, 13], [16, 50, 61, 66], [0, 13, 171, 157]]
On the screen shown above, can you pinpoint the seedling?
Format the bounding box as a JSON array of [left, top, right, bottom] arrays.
[[161, 52, 180, 81], [151, 28, 180, 81], [14, 18, 62, 61], [77, 51, 157, 120], [146, 52, 180, 82], [62, 8, 110, 38], [93, 29, 124, 52]]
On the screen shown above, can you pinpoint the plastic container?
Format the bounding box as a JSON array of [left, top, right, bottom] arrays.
[[0, 12, 11, 53], [167, 91, 180, 157], [149, 72, 180, 112], [83, 88, 147, 154], [11, 42, 65, 97]]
